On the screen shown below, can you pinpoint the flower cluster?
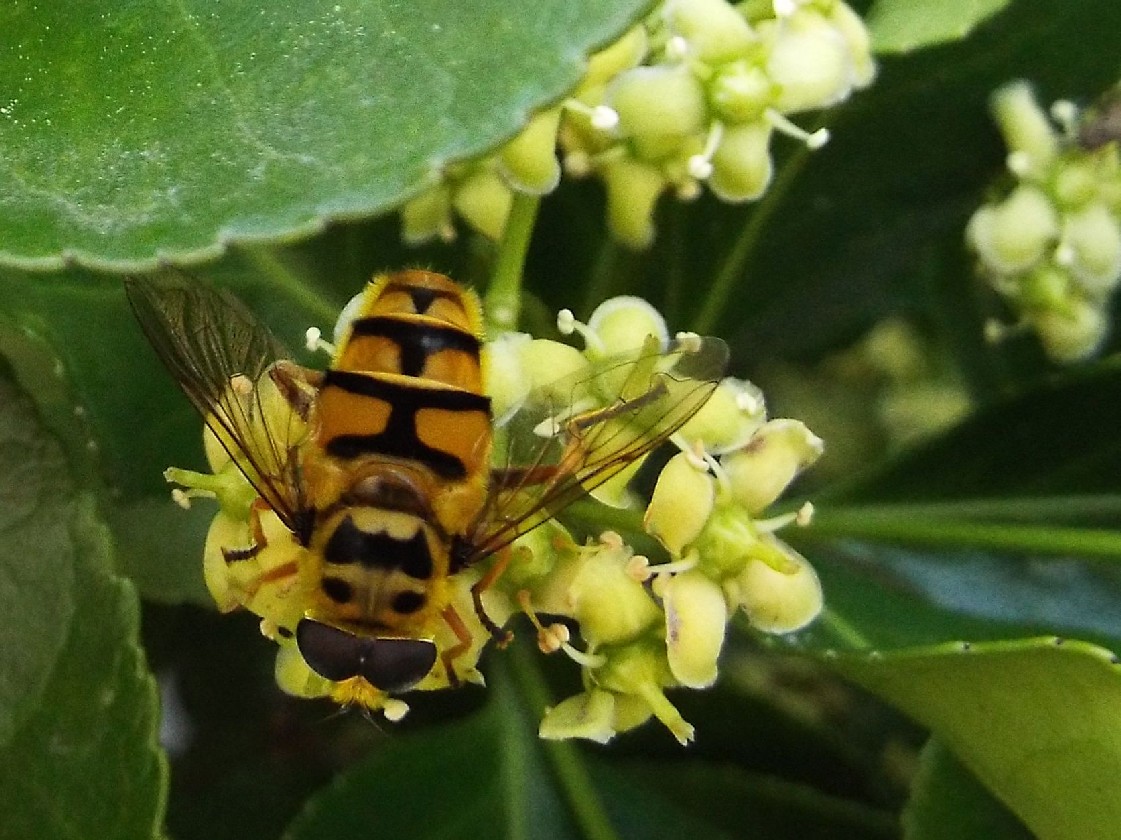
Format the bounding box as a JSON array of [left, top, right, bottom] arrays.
[[479, 298, 824, 743], [402, 0, 875, 249], [166, 296, 824, 741], [967, 81, 1121, 362]]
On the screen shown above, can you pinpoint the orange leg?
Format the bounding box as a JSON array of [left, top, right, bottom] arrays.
[[222, 498, 299, 599], [439, 604, 474, 687], [471, 550, 514, 646]]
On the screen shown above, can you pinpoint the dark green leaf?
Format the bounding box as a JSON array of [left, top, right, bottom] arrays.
[[612, 759, 898, 840], [831, 361, 1121, 504], [0, 0, 651, 269], [902, 739, 1032, 840], [282, 667, 579, 840], [0, 350, 166, 839], [0, 367, 76, 746]]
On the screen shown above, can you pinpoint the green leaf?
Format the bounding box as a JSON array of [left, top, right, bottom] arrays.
[[0, 367, 76, 746], [866, 0, 1011, 54], [615, 759, 898, 839], [283, 649, 737, 840], [0, 0, 651, 270], [902, 739, 1032, 840], [0, 266, 331, 604], [834, 637, 1121, 840], [0, 372, 166, 839], [832, 361, 1121, 505]]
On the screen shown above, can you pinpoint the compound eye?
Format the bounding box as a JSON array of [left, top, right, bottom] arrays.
[[296, 619, 364, 682], [296, 619, 437, 694], [359, 637, 438, 694]]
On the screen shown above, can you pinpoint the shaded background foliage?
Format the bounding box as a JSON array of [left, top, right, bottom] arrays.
[[1, 1, 1120, 838]]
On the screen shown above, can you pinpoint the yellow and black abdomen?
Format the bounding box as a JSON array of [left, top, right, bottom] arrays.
[[316, 269, 492, 490], [306, 270, 492, 635]]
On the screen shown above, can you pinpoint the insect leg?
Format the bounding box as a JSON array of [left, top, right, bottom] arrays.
[[438, 604, 474, 688], [269, 360, 323, 422], [471, 550, 514, 646]]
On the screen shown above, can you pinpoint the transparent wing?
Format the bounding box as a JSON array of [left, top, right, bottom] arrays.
[[465, 335, 729, 561], [125, 271, 311, 534]]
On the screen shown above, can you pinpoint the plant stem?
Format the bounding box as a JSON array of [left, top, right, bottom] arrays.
[[691, 144, 812, 336], [819, 607, 873, 650], [485, 191, 541, 333], [508, 641, 621, 840], [237, 244, 338, 323], [806, 495, 1121, 523], [804, 508, 1121, 559]]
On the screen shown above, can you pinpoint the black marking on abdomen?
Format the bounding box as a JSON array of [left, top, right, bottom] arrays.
[[322, 370, 490, 480], [392, 591, 426, 615], [321, 576, 354, 604], [351, 316, 480, 378], [386, 281, 457, 315], [324, 514, 435, 580]]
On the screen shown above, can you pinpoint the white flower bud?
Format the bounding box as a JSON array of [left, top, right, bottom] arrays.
[[607, 65, 708, 139], [967, 185, 1059, 274], [664, 0, 757, 63], [595, 639, 695, 744], [710, 61, 776, 125], [518, 338, 592, 399], [452, 166, 513, 240], [274, 642, 332, 700], [734, 537, 822, 633], [663, 570, 727, 688], [827, 2, 875, 90], [709, 121, 775, 202], [564, 543, 663, 645], [602, 157, 668, 248], [498, 108, 563, 195], [586, 295, 670, 354], [764, 10, 854, 114], [1032, 299, 1109, 362], [991, 82, 1058, 178], [645, 452, 716, 555], [483, 332, 532, 425], [579, 26, 649, 94], [722, 419, 823, 514], [1052, 156, 1102, 208], [539, 689, 618, 743], [1060, 202, 1121, 295], [676, 376, 766, 454], [399, 185, 453, 245]]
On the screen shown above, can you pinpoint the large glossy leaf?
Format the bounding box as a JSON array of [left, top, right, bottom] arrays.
[[866, 0, 1012, 54], [0, 367, 76, 746], [0, 370, 166, 839], [834, 637, 1121, 840], [0, 0, 651, 270], [902, 739, 1032, 840]]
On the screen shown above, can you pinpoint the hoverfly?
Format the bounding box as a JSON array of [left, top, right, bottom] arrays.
[[126, 269, 727, 708]]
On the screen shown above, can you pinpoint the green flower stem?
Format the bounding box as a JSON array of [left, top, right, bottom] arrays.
[[581, 236, 624, 319], [808, 495, 1121, 524], [508, 640, 621, 840], [804, 507, 1121, 559], [485, 191, 541, 334], [818, 607, 873, 650], [236, 244, 338, 324], [691, 143, 813, 336]]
